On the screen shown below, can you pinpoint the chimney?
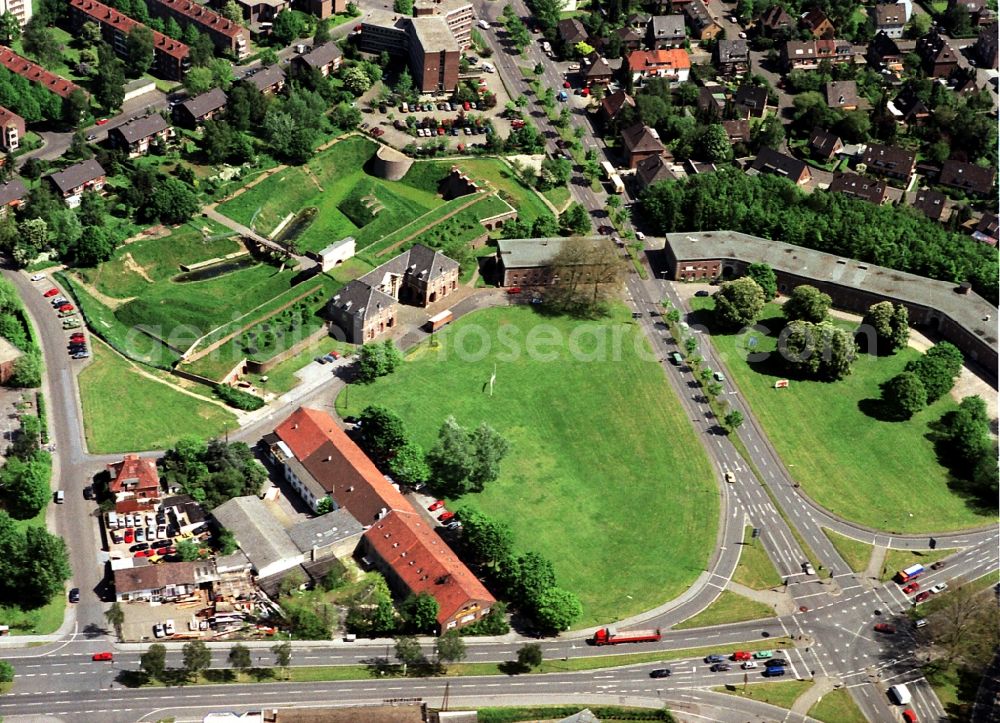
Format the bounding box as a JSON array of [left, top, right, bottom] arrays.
[[957, 281, 971, 295]]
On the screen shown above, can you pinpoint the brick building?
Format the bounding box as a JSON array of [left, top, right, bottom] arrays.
[[0, 47, 85, 99], [359, 16, 462, 92], [107, 454, 161, 503], [495, 237, 611, 287], [0, 105, 24, 151], [147, 0, 248, 59], [289, 41, 343, 78], [750, 147, 811, 185], [621, 122, 665, 169]]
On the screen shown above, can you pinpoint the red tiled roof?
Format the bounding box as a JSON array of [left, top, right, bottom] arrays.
[[0, 47, 85, 99], [69, 0, 190, 60], [627, 48, 691, 72], [149, 0, 245, 40], [275, 407, 344, 461], [0, 105, 22, 128], [108, 454, 160, 495], [365, 510, 495, 626]]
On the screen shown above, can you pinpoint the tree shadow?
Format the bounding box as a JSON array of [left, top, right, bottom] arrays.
[[115, 670, 149, 688], [81, 623, 107, 639], [249, 667, 276, 682], [498, 660, 531, 676], [858, 397, 907, 422], [203, 669, 235, 683]]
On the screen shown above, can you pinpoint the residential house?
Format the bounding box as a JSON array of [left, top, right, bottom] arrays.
[[750, 147, 812, 185], [826, 80, 859, 110], [621, 123, 665, 169], [722, 119, 751, 144], [877, 0, 912, 21], [911, 188, 947, 221], [648, 15, 686, 48], [875, 4, 906, 38], [0, 178, 26, 216], [733, 84, 769, 119], [0, 106, 24, 151], [809, 127, 843, 160], [759, 5, 794, 35], [47, 159, 106, 208], [829, 172, 890, 204], [815, 38, 854, 64], [231, 0, 288, 27], [635, 153, 679, 190], [107, 454, 161, 503], [599, 89, 636, 125], [614, 24, 645, 51], [801, 8, 834, 38], [917, 31, 959, 77], [684, 0, 722, 40], [949, 0, 993, 25], [715, 38, 750, 77], [113, 560, 212, 602], [290, 41, 343, 78], [697, 85, 727, 117], [328, 244, 459, 343], [174, 87, 227, 128], [950, 67, 982, 95], [868, 31, 904, 72], [893, 88, 930, 124], [972, 212, 998, 245], [556, 17, 588, 47], [783, 39, 818, 70], [975, 21, 998, 69], [861, 142, 916, 182], [626, 48, 691, 85], [243, 64, 285, 95], [582, 55, 614, 85], [939, 160, 996, 196], [108, 114, 171, 157]]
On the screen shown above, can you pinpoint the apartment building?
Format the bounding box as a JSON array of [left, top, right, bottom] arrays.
[[0, 47, 85, 99], [147, 0, 248, 59], [0, 105, 24, 151], [360, 16, 460, 92], [0, 0, 31, 28], [414, 0, 474, 50], [68, 0, 190, 80]]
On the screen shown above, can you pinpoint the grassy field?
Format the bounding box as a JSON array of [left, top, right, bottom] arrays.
[[688, 298, 993, 533], [822, 529, 873, 574], [733, 526, 783, 589], [880, 547, 956, 582], [713, 680, 813, 710], [807, 687, 868, 723], [79, 339, 236, 453], [673, 590, 775, 630], [338, 306, 717, 625]]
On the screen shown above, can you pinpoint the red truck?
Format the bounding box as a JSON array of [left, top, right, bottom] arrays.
[[590, 626, 662, 646]]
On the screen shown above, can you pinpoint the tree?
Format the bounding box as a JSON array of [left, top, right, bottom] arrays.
[[782, 285, 831, 323], [330, 102, 362, 131], [356, 340, 402, 382], [394, 0, 414, 12], [698, 124, 733, 163], [516, 643, 543, 669], [387, 441, 430, 486], [779, 320, 858, 381], [125, 26, 154, 77], [94, 44, 126, 110], [358, 405, 408, 461], [467, 423, 510, 491], [342, 65, 372, 96], [182, 641, 212, 680], [713, 277, 765, 328], [905, 342, 964, 403], [164, 16, 183, 40], [140, 643, 167, 681], [502, 551, 556, 608], [22, 19, 60, 67], [426, 416, 475, 496], [220, 0, 244, 24], [105, 602, 125, 638], [435, 630, 466, 668], [68, 225, 115, 267], [316, 496, 333, 514], [185, 66, 214, 95], [724, 410, 744, 430], [313, 17, 331, 43], [533, 587, 582, 632], [862, 301, 909, 355], [394, 635, 424, 670], [2, 455, 50, 519], [458, 507, 513, 569], [0, 660, 13, 684], [0, 12, 20, 46], [907, 13, 932, 38], [746, 263, 777, 300], [402, 593, 439, 633], [189, 31, 215, 67], [63, 88, 89, 126], [559, 202, 591, 236], [271, 640, 292, 675], [228, 643, 252, 675], [176, 538, 201, 562], [881, 372, 927, 420], [937, 395, 991, 476], [145, 177, 200, 224]]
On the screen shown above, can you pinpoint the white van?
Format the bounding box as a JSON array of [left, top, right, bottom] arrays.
[[477, 19, 490, 29], [482, 62, 495, 73], [55, 490, 65, 504], [108, 511, 119, 529], [888, 684, 911, 705]]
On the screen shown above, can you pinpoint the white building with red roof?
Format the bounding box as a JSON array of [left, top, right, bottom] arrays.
[[107, 454, 161, 503]]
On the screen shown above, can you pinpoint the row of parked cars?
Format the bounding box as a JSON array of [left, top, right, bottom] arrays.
[[34, 278, 89, 359]]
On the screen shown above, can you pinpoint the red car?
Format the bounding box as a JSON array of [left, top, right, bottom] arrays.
[[914, 591, 930, 603], [328, 350, 340, 359], [43, 288, 59, 297], [902, 710, 917, 723], [59, 304, 74, 312], [92, 651, 113, 661], [902, 582, 920, 595], [123, 528, 134, 544], [563, 81, 571, 88], [438, 510, 455, 523], [581, 87, 590, 97], [506, 287, 522, 295], [874, 623, 896, 634], [155, 546, 176, 555], [95, 118, 108, 125], [731, 651, 752, 661], [134, 549, 155, 558], [428, 500, 446, 511]]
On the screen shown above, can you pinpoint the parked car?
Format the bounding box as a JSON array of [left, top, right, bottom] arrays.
[[732, 651, 752, 661], [43, 288, 59, 297], [154, 623, 165, 638], [164, 619, 175, 635], [82, 485, 94, 500], [713, 371, 725, 382], [741, 661, 758, 669], [95, 118, 109, 126], [930, 583, 948, 594], [765, 659, 788, 667], [54, 490, 65, 503], [58, 304, 74, 312], [710, 663, 731, 672], [30, 273, 45, 282], [130, 543, 150, 552], [874, 623, 896, 634], [915, 591, 930, 603], [72, 351, 90, 359], [438, 510, 455, 522], [762, 667, 786, 677], [428, 500, 446, 511], [753, 650, 773, 659], [695, 290, 710, 297], [902, 582, 920, 595], [92, 652, 113, 661], [68, 588, 80, 603], [915, 618, 928, 628], [649, 668, 671, 678], [135, 528, 145, 542], [123, 528, 134, 544]]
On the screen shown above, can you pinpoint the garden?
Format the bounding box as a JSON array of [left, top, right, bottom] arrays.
[[338, 305, 718, 626]]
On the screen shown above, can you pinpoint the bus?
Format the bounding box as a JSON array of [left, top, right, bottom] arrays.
[[609, 174, 625, 194], [896, 564, 925, 583], [600, 161, 617, 180]]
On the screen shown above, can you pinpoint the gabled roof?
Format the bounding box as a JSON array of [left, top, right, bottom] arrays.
[[751, 147, 809, 180], [636, 153, 678, 187], [330, 279, 397, 325], [760, 5, 793, 29], [734, 84, 768, 111], [212, 496, 302, 574], [721, 118, 751, 142], [297, 41, 342, 70], [716, 38, 749, 64], [180, 87, 227, 119], [113, 561, 200, 593], [911, 188, 947, 220], [784, 39, 817, 60], [939, 160, 995, 194], [245, 64, 285, 92], [149, 0, 245, 39], [0, 47, 85, 99], [69, 0, 190, 60], [801, 7, 833, 32], [48, 159, 106, 194], [364, 510, 495, 626], [111, 114, 170, 144], [684, 0, 718, 29], [626, 48, 691, 72], [861, 142, 916, 174], [621, 123, 665, 154], [557, 17, 588, 44], [288, 508, 364, 553], [829, 172, 889, 204], [359, 243, 460, 289], [0, 105, 22, 128], [875, 4, 906, 25], [870, 31, 903, 59], [917, 31, 959, 68], [601, 90, 635, 119], [809, 127, 843, 157], [108, 454, 160, 494], [0, 178, 27, 206], [826, 80, 859, 108], [584, 55, 614, 78], [650, 14, 686, 38]]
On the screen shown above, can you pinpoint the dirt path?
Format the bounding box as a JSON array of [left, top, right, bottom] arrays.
[[122, 252, 154, 284], [302, 166, 324, 193], [67, 272, 134, 310]]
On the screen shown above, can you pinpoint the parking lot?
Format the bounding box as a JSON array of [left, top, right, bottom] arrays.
[[119, 591, 210, 643]]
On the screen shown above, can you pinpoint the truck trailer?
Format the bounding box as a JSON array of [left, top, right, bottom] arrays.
[[591, 626, 662, 645], [426, 310, 454, 332]]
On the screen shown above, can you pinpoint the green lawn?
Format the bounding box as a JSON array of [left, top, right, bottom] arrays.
[[338, 306, 717, 626], [688, 298, 993, 532], [713, 680, 813, 710], [808, 687, 868, 723], [79, 339, 236, 453], [822, 528, 873, 574], [880, 547, 956, 582], [673, 590, 776, 630], [733, 526, 783, 589]]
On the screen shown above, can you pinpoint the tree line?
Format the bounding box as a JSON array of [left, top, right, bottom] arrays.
[[160, 437, 267, 509], [0, 279, 42, 387]]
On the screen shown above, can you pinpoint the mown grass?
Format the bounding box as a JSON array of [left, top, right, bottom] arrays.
[[807, 687, 868, 723], [338, 306, 717, 626], [78, 338, 236, 453], [688, 298, 991, 533], [822, 528, 874, 574], [733, 526, 783, 589], [880, 547, 957, 582], [713, 680, 813, 710], [673, 590, 776, 630]]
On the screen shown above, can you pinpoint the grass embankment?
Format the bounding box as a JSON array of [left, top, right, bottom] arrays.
[[822, 529, 874, 573], [688, 298, 993, 533], [673, 590, 775, 630], [733, 525, 783, 589], [712, 680, 813, 710], [879, 548, 957, 582], [78, 338, 236, 453], [338, 306, 717, 626], [807, 687, 868, 723]]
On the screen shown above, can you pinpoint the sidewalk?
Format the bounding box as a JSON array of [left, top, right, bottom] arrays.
[[791, 675, 840, 715], [726, 581, 798, 617]]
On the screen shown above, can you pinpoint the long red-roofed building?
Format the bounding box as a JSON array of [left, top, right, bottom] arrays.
[[68, 0, 190, 80], [265, 407, 496, 631], [147, 0, 248, 59], [0, 46, 85, 99]]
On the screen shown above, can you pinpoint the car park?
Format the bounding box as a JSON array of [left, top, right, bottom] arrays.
[[710, 663, 731, 672], [903, 582, 920, 594], [930, 583, 947, 594], [68, 588, 80, 603], [649, 668, 671, 678], [704, 654, 725, 663]]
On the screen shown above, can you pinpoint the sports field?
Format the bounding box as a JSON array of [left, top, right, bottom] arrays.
[[338, 306, 718, 625]]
